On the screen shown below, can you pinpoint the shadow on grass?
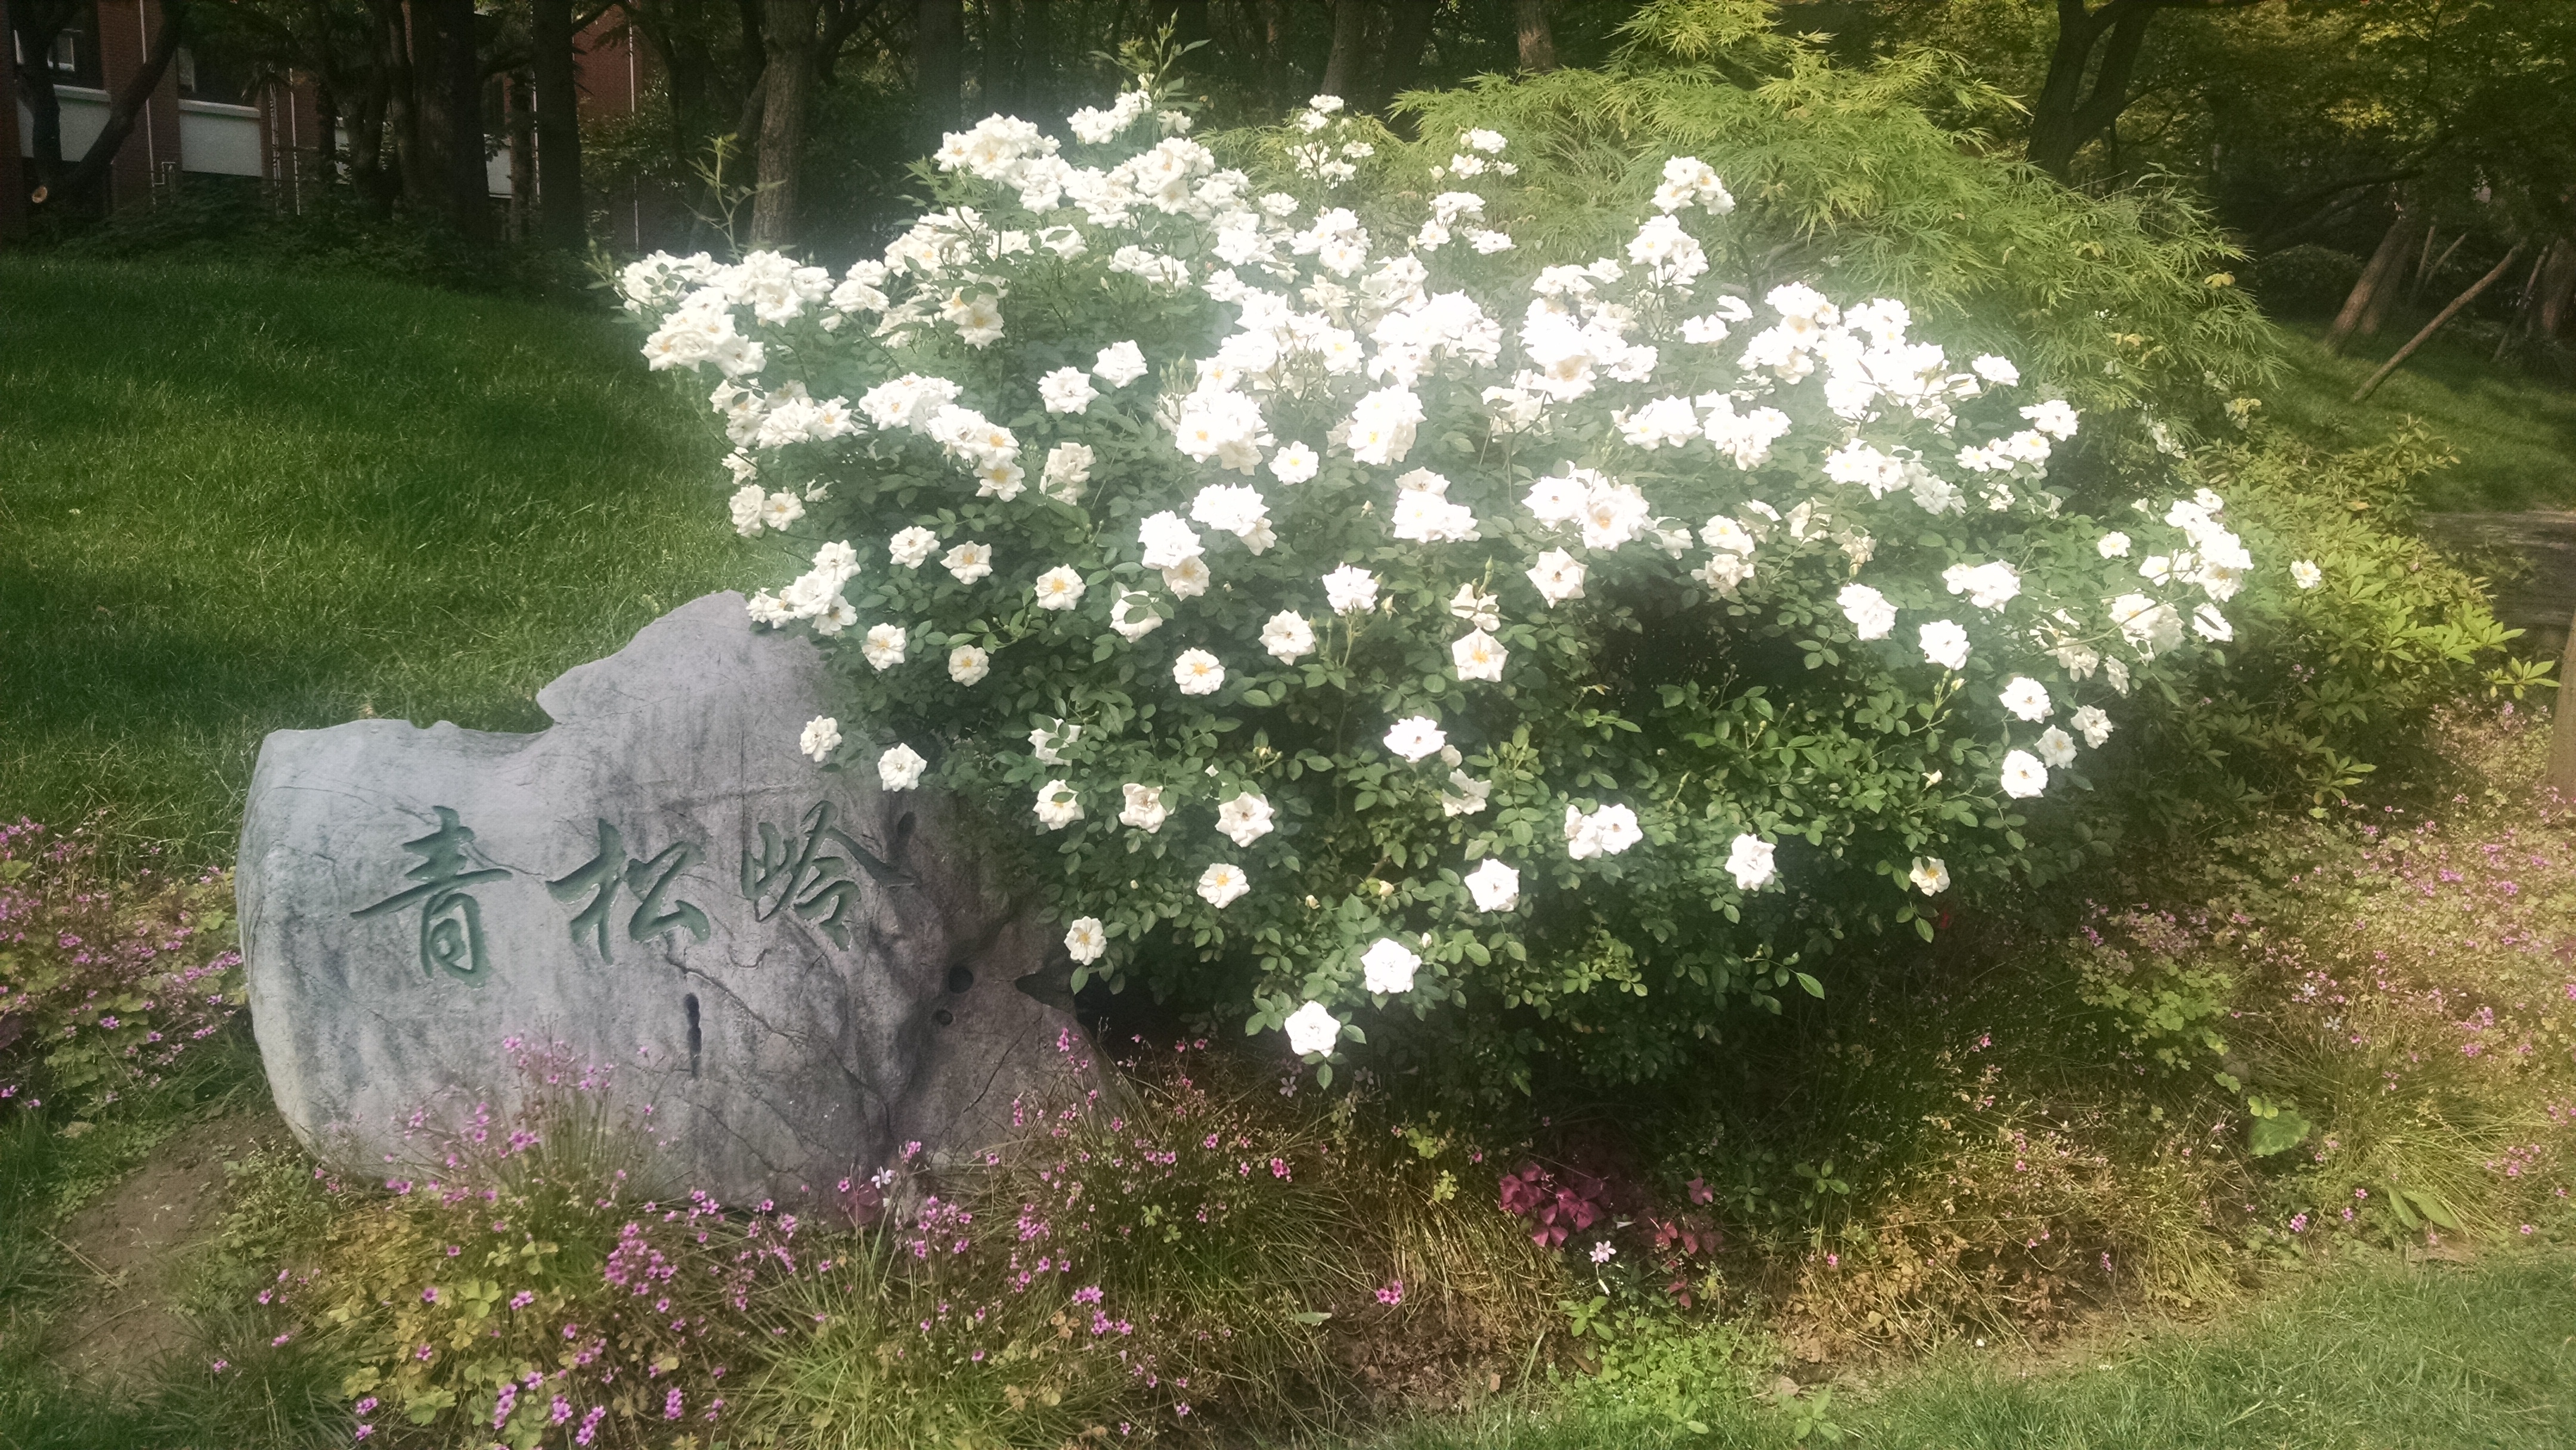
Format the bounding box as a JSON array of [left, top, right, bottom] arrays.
[[2264, 326, 2576, 513], [0, 256, 757, 866]]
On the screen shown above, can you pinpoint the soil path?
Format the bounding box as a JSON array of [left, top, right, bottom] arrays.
[[48, 1106, 292, 1387]]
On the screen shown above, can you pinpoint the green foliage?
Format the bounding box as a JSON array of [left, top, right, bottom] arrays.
[[2247, 246, 2364, 320], [1397, 0, 2281, 444]]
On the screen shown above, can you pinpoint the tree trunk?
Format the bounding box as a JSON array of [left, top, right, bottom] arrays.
[[2027, 0, 2159, 181], [915, 0, 961, 156], [438, 0, 487, 239], [364, 0, 410, 217], [506, 73, 535, 240], [0, 0, 23, 236], [2324, 209, 2427, 355], [13, 2, 68, 199], [1256, 0, 1286, 111], [1376, 0, 1435, 111], [750, 0, 817, 247], [52, 0, 188, 206], [2535, 238, 2576, 341], [1320, 0, 1369, 102], [531, 0, 584, 249], [1514, 0, 1555, 72], [2351, 243, 2525, 402]]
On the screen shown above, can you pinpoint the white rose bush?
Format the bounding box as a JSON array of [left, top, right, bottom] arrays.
[[620, 83, 2288, 1085]]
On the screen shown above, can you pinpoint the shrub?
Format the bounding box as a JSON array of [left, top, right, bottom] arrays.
[[2248, 244, 2366, 318], [617, 41, 2299, 1093], [0, 818, 246, 1128]]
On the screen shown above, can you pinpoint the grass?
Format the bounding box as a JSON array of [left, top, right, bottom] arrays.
[[2262, 323, 2576, 512], [1360, 1250, 2576, 1449], [0, 255, 747, 866]]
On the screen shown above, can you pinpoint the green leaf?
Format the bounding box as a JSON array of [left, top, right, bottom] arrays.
[[2247, 1107, 2311, 1157], [1794, 971, 1825, 999]]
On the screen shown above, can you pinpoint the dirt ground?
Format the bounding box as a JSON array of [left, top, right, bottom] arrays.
[[45, 1106, 292, 1387]]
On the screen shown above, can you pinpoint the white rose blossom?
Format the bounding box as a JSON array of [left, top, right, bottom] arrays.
[[1725, 834, 1776, 891], [1197, 862, 1250, 909], [1284, 1000, 1341, 1056], [878, 743, 928, 790], [1463, 857, 1521, 912], [1361, 938, 1420, 994], [799, 716, 841, 763], [1064, 917, 1108, 964]]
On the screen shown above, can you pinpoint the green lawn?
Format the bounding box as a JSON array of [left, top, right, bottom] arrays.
[[2264, 325, 2576, 512], [0, 256, 748, 863], [1364, 1251, 2576, 1449]]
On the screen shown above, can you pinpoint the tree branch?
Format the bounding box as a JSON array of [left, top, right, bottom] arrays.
[[56, 0, 190, 202]]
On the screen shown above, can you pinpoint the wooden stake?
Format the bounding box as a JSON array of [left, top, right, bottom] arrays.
[[2352, 243, 2525, 402], [2549, 606, 2576, 797]]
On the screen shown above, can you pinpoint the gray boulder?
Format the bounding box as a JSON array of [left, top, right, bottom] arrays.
[[236, 591, 1082, 1204]]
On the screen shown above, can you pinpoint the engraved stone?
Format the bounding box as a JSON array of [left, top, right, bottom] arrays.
[[236, 592, 1080, 1202]]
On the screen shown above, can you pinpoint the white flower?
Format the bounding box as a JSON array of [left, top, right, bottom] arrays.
[[1527, 549, 1586, 606], [1064, 917, 1107, 964], [1725, 834, 1776, 891], [1523, 470, 1589, 526], [799, 715, 841, 763], [1385, 716, 1447, 761], [1941, 560, 2021, 611], [1138, 511, 1204, 570], [2070, 705, 2114, 747], [1110, 591, 1164, 642], [1041, 441, 1094, 500], [943, 541, 994, 583], [1033, 566, 1086, 610], [758, 491, 804, 532], [1577, 480, 1652, 550], [1999, 677, 2052, 721], [1038, 366, 1099, 414], [1119, 782, 1169, 833], [890, 526, 940, 568], [1284, 1000, 1341, 1056], [1162, 555, 1213, 599], [878, 743, 928, 791], [1450, 583, 1501, 631], [2097, 531, 2132, 559], [1094, 340, 1150, 386], [1216, 792, 1275, 847], [2291, 560, 2323, 590], [1197, 862, 1250, 909], [1191, 483, 1271, 541], [2034, 726, 2077, 768], [1271, 442, 1321, 484], [1918, 619, 1970, 671], [1564, 803, 1643, 860], [1970, 355, 2019, 386], [1173, 649, 1227, 695], [1838, 584, 1897, 640], [2192, 602, 2233, 643], [862, 624, 908, 670], [1361, 938, 1421, 994], [1034, 779, 1083, 829], [1463, 857, 1520, 912], [1441, 770, 1493, 817], [1999, 749, 2048, 798], [949, 643, 992, 684], [1323, 565, 1380, 615], [1909, 856, 1950, 894], [1261, 611, 1316, 663], [2021, 399, 2080, 439], [1030, 718, 1081, 764], [1451, 629, 1508, 681]]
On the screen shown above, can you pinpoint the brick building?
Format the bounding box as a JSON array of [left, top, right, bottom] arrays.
[[7, 0, 647, 243]]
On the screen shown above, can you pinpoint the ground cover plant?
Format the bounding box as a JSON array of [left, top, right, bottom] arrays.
[[0, 255, 745, 867]]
